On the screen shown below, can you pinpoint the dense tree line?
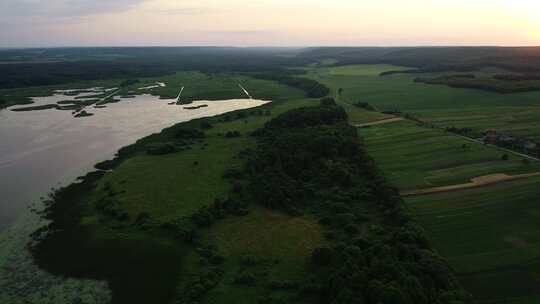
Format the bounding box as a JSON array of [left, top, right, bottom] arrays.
[[238, 99, 472, 304], [414, 74, 540, 94], [493, 74, 540, 81], [4, 47, 540, 90], [252, 73, 330, 98], [0, 47, 309, 89], [302, 47, 540, 73]]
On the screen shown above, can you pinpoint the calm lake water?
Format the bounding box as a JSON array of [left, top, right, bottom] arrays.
[[0, 92, 269, 230], [0, 89, 269, 303]]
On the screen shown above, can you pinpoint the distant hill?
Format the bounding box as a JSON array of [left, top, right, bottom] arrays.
[[2, 46, 540, 90], [298, 46, 540, 72]]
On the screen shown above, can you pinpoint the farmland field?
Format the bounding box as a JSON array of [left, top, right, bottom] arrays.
[[359, 120, 540, 190], [321, 64, 540, 303], [406, 177, 540, 304], [305, 64, 540, 140]]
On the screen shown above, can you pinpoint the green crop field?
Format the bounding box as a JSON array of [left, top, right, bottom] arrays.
[[406, 177, 540, 303], [324, 64, 540, 303], [359, 120, 540, 190], [304, 64, 540, 140], [356, 106, 540, 304]]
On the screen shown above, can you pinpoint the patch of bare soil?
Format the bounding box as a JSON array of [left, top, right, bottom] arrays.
[[355, 117, 405, 128], [401, 172, 540, 196]]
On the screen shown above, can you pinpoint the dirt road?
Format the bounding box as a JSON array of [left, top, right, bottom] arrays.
[[401, 172, 540, 197], [354, 117, 405, 128]]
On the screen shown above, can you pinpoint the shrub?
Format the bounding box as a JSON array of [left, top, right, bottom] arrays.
[[210, 255, 225, 265], [147, 143, 178, 155], [225, 131, 241, 138], [269, 280, 297, 290], [311, 247, 333, 266], [318, 217, 332, 225], [191, 208, 215, 227], [234, 273, 257, 286], [200, 121, 213, 129], [345, 224, 359, 234], [174, 128, 205, 139], [353, 101, 376, 111], [119, 79, 140, 87], [320, 97, 336, 106]]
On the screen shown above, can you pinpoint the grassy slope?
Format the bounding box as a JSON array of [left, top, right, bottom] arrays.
[[406, 177, 540, 303], [304, 64, 540, 140]]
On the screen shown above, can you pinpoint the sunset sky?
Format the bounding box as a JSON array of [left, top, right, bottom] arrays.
[[1, 0, 539, 47]]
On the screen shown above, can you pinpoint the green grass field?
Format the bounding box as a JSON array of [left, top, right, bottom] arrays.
[[196, 206, 326, 304], [406, 177, 540, 303], [359, 120, 540, 190], [304, 64, 540, 140]]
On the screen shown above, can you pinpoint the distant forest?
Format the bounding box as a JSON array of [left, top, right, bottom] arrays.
[[2, 46, 540, 89], [301, 47, 540, 72]]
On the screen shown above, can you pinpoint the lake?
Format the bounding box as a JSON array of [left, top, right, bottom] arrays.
[[0, 91, 269, 229], [0, 89, 269, 303]]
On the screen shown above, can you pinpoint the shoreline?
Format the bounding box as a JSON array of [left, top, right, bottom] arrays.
[[0, 99, 273, 304]]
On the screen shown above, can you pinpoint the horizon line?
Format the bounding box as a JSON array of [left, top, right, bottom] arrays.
[[2, 44, 540, 50]]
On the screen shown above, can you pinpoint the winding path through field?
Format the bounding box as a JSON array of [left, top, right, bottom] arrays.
[[354, 117, 404, 127], [401, 172, 540, 197]]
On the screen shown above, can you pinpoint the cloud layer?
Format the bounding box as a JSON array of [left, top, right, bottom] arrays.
[[1, 0, 148, 17], [0, 0, 538, 47]]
